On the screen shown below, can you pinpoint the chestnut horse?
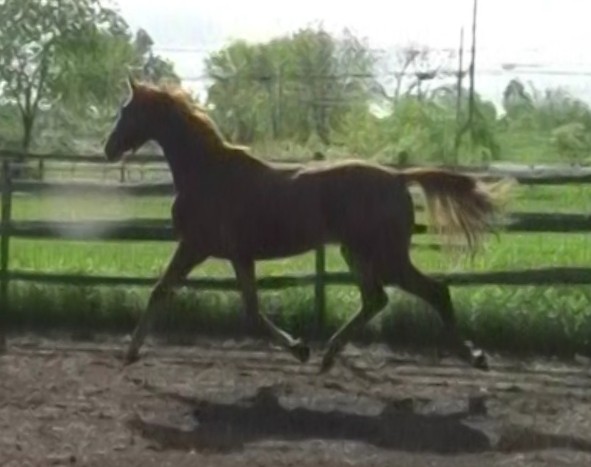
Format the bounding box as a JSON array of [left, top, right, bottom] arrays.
[[104, 77, 508, 372]]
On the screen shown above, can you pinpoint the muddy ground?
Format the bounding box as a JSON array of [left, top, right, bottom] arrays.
[[1, 336, 591, 466]]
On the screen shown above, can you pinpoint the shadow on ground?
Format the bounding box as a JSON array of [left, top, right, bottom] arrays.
[[128, 386, 489, 453], [126, 384, 591, 455]]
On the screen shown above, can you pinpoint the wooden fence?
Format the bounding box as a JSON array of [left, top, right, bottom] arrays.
[[5, 148, 591, 184], [2, 152, 591, 339]]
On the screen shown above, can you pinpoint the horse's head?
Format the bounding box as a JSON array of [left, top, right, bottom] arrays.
[[105, 76, 228, 167], [104, 76, 156, 162]]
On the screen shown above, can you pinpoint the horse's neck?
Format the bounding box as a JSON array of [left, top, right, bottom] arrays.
[[155, 117, 221, 194], [154, 113, 271, 194]]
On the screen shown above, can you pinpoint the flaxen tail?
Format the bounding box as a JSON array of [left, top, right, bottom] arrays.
[[402, 168, 513, 254]]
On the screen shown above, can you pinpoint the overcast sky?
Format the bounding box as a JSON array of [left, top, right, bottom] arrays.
[[113, 0, 591, 106]]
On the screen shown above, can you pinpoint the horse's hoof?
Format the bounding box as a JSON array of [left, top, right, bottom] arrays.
[[290, 340, 311, 363], [471, 349, 489, 371], [319, 352, 336, 374], [122, 349, 141, 366]]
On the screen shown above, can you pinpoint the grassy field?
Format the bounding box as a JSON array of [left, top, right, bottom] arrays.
[[4, 179, 591, 357]]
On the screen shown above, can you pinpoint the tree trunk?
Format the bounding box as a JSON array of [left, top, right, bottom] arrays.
[[14, 112, 35, 179], [312, 103, 330, 145], [22, 114, 33, 151]]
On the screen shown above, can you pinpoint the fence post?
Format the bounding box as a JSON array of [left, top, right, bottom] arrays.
[[314, 246, 326, 337], [313, 151, 327, 337], [120, 162, 126, 183], [38, 158, 44, 181], [0, 160, 12, 352]]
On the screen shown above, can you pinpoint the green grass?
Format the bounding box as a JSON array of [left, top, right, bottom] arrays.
[[3, 183, 591, 358], [11, 182, 591, 221]]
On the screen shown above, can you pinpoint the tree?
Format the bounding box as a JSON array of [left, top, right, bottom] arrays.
[[204, 26, 377, 145], [551, 122, 591, 163], [498, 81, 591, 162], [133, 28, 179, 85], [56, 27, 180, 120], [502, 79, 533, 116], [0, 0, 128, 150], [289, 27, 376, 144], [373, 43, 456, 104], [204, 40, 270, 143], [53, 28, 137, 119]]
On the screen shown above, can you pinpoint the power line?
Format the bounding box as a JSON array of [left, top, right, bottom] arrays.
[[152, 44, 561, 57], [151, 46, 591, 79], [152, 45, 451, 54], [177, 68, 591, 83]]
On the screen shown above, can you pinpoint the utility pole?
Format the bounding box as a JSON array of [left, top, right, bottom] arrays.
[[453, 0, 479, 159], [453, 27, 465, 165], [467, 0, 478, 131]]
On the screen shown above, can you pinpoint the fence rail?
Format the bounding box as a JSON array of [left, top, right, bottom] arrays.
[[5, 149, 591, 185], [4, 211, 591, 243], [2, 155, 591, 339], [5, 266, 591, 289]]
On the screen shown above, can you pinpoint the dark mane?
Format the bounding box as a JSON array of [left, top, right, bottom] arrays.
[[137, 80, 240, 152]]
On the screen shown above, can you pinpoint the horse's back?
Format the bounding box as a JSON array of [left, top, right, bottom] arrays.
[[172, 157, 414, 260], [273, 160, 414, 251]]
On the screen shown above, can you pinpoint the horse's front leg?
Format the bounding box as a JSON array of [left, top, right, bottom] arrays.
[[231, 259, 310, 363], [125, 240, 208, 364]]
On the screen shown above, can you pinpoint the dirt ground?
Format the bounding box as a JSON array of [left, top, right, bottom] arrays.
[[1, 336, 591, 466]]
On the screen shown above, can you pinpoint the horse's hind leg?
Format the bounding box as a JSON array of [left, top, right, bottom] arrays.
[[393, 256, 488, 370], [320, 246, 388, 373], [232, 259, 310, 363]]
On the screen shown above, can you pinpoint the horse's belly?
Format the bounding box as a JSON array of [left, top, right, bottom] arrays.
[[174, 215, 321, 260], [171, 188, 327, 260], [247, 217, 324, 259]]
